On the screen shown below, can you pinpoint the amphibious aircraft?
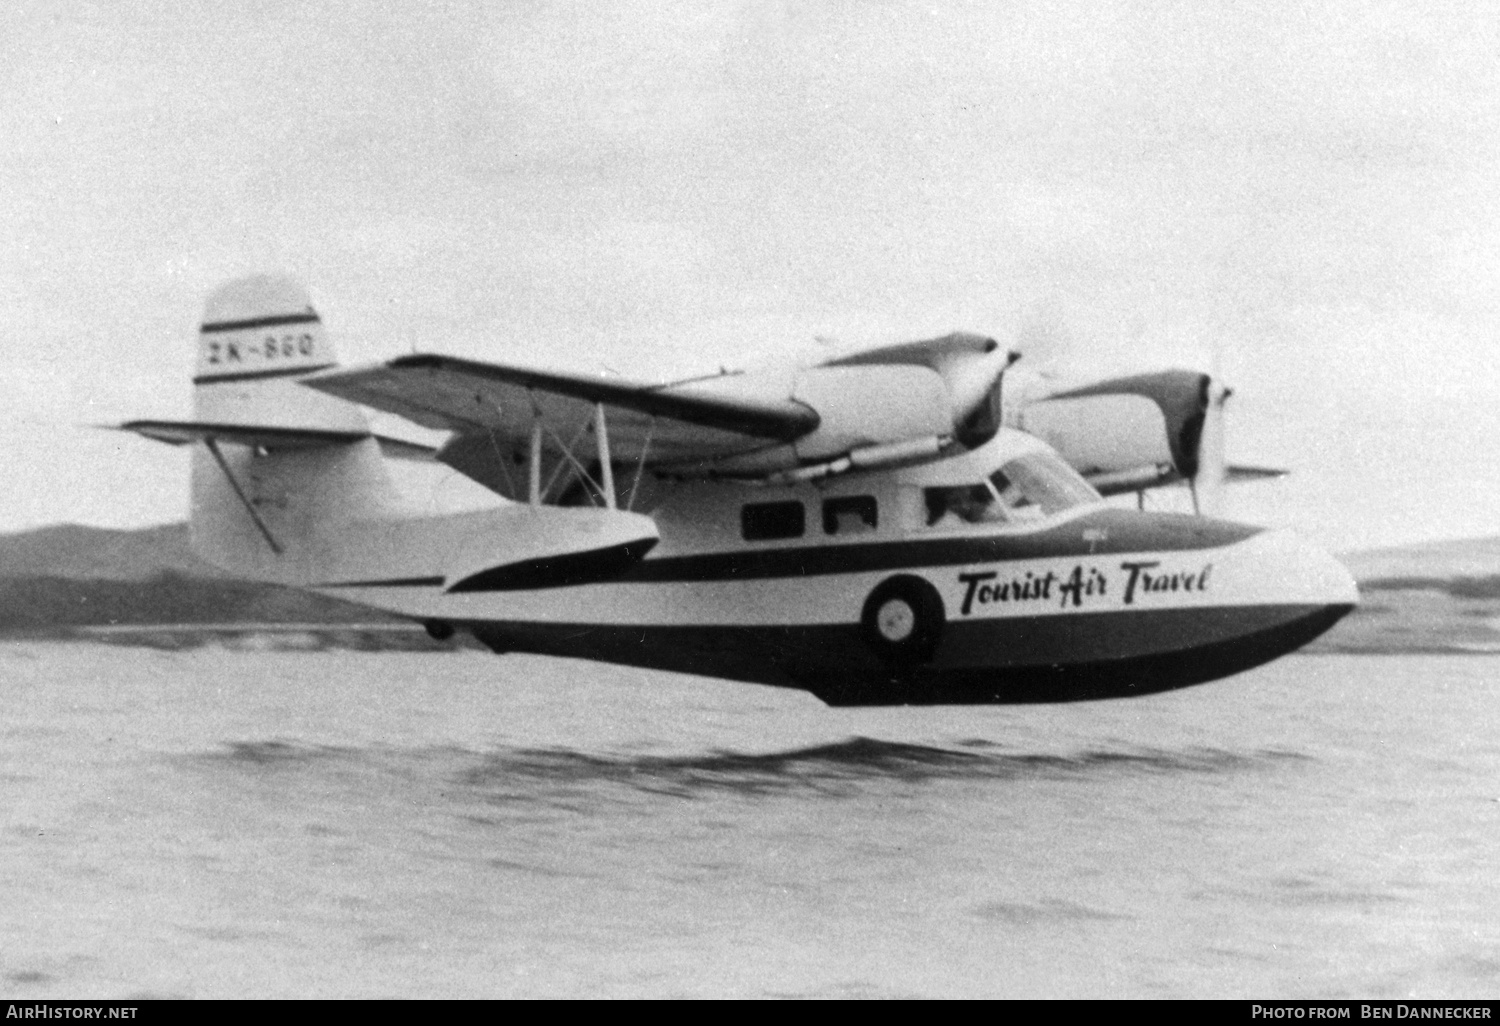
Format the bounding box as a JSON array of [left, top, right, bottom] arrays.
[[121, 276, 1356, 705]]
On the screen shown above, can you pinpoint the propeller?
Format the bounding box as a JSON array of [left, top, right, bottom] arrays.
[[1187, 376, 1231, 516], [955, 349, 1022, 447]]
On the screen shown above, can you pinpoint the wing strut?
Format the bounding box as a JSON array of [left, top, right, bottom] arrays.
[[504, 396, 652, 509], [626, 418, 656, 512], [537, 416, 595, 503], [595, 404, 616, 511], [528, 411, 543, 506], [526, 400, 625, 509], [204, 438, 283, 554]]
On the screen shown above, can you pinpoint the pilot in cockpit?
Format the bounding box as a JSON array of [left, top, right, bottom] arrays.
[[925, 471, 1037, 528], [926, 483, 1005, 527]]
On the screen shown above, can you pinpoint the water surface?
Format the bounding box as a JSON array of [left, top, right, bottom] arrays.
[[1, 644, 1497, 998]]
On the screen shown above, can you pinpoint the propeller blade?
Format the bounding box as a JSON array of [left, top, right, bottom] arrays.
[[1190, 378, 1230, 516], [955, 349, 1021, 447]]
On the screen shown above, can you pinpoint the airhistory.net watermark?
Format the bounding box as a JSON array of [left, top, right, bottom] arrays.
[[5, 1007, 137, 1019]]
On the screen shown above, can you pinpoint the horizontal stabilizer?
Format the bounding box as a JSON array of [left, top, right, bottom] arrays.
[[116, 420, 435, 460], [1227, 465, 1288, 483]]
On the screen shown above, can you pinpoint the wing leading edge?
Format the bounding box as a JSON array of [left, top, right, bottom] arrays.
[[306, 354, 819, 440], [302, 354, 830, 482]]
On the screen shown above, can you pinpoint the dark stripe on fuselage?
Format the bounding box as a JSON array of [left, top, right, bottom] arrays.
[[200, 314, 321, 333], [193, 362, 336, 385], [314, 575, 446, 589], [447, 538, 659, 592], [622, 509, 1259, 584]]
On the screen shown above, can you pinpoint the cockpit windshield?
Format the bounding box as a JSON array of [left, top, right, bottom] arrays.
[[997, 451, 1101, 514], [925, 450, 1100, 526]]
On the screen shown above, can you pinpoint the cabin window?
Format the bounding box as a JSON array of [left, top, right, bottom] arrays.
[[741, 501, 805, 541], [822, 495, 878, 535]]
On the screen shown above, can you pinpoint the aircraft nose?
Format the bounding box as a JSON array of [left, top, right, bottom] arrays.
[[1190, 525, 1358, 653], [1127, 521, 1360, 677], [1307, 540, 1360, 610], [1132, 516, 1358, 614], [1243, 528, 1360, 610]]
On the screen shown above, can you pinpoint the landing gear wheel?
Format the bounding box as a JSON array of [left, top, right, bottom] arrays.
[[861, 575, 945, 665]]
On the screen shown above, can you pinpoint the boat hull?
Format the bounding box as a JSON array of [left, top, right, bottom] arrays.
[[466, 600, 1354, 706]]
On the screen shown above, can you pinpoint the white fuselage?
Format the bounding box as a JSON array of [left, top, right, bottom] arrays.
[[293, 436, 1356, 704]]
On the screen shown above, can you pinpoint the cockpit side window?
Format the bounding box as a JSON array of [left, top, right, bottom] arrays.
[[822, 495, 877, 535], [741, 500, 806, 541], [925, 484, 1006, 526]]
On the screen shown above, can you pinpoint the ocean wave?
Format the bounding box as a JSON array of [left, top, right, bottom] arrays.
[[201, 736, 1310, 799]]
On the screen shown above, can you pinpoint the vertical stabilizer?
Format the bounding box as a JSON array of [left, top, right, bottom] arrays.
[[194, 275, 368, 433], [187, 276, 399, 581]]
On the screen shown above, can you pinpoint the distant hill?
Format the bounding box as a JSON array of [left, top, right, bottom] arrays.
[[1340, 536, 1500, 583], [0, 522, 411, 642], [0, 522, 225, 580], [1315, 536, 1500, 654], [0, 572, 400, 632]]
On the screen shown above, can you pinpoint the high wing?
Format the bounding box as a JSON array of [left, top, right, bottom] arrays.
[[300, 335, 1282, 513], [304, 354, 820, 472], [303, 336, 1015, 493]]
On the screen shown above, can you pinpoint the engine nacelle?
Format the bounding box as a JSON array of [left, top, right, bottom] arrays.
[[692, 341, 1017, 478], [1009, 370, 1216, 494], [790, 365, 953, 460]]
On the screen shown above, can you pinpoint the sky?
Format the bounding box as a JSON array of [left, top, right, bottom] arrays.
[[3, 0, 1497, 552]]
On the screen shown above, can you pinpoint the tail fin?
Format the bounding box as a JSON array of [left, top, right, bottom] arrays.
[[183, 276, 399, 581], [193, 275, 368, 433]]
